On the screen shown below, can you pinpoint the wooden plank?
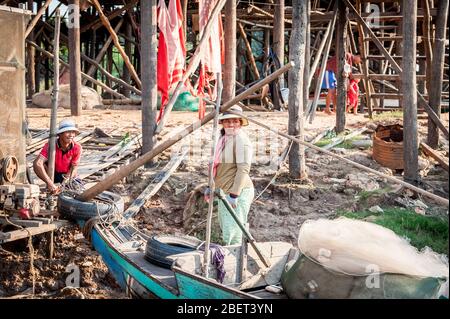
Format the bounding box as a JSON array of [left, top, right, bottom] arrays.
[[0, 218, 42, 228], [0, 224, 56, 244], [123, 146, 189, 219], [420, 142, 449, 172]]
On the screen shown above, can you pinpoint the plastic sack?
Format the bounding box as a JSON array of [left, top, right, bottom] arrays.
[[298, 217, 448, 279]]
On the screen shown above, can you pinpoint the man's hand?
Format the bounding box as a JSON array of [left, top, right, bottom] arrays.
[[46, 182, 59, 194]]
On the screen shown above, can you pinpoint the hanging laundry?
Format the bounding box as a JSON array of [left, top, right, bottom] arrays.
[[197, 0, 224, 119], [157, 0, 186, 122]]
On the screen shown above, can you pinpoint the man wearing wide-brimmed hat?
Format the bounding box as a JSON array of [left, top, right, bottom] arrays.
[[33, 119, 82, 193], [207, 105, 254, 245]]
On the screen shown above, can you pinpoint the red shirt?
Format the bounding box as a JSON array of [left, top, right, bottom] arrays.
[[326, 52, 354, 74], [39, 140, 82, 173]]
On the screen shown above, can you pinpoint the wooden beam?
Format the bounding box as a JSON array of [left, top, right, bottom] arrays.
[[27, 41, 126, 99], [91, 0, 142, 89], [68, 0, 82, 115], [238, 23, 260, 81], [223, 0, 237, 103], [141, 0, 158, 164], [288, 0, 307, 179], [25, 0, 52, 38], [343, 0, 449, 140], [420, 142, 449, 172], [84, 19, 124, 85], [123, 147, 188, 219], [77, 62, 294, 202], [225, 113, 449, 207], [427, 0, 449, 148], [80, 0, 138, 33], [154, 0, 228, 135], [402, 0, 419, 184], [335, 0, 347, 133]]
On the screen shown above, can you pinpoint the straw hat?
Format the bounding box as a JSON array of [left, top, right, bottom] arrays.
[[57, 119, 80, 135], [218, 105, 249, 126]]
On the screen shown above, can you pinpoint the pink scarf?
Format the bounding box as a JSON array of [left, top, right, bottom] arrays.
[[212, 135, 227, 177]]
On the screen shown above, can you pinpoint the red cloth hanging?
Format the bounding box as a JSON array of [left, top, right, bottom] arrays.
[[196, 0, 224, 119], [157, 0, 186, 122]]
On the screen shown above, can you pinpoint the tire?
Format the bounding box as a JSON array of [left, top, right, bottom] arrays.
[[57, 191, 124, 220], [144, 235, 202, 269]]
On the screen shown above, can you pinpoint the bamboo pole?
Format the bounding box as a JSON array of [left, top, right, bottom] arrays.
[[343, 0, 449, 139], [91, 0, 142, 89], [47, 10, 61, 183], [77, 62, 294, 202], [84, 19, 124, 84], [25, 0, 52, 38], [226, 111, 449, 207], [154, 0, 227, 135], [27, 40, 126, 99], [203, 72, 222, 278]]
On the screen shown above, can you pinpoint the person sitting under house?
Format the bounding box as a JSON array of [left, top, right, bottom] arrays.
[[33, 119, 82, 194], [347, 78, 360, 114]]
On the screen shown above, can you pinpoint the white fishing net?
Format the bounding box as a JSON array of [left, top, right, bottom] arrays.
[[298, 217, 449, 280]]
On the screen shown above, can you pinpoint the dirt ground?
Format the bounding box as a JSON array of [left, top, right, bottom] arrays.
[[1, 106, 448, 299]]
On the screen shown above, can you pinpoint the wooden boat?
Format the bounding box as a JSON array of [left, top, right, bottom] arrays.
[[89, 221, 298, 299]]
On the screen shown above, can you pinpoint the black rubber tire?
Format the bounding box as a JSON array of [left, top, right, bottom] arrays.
[[57, 191, 124, 220], [144, 235, 202, 269]]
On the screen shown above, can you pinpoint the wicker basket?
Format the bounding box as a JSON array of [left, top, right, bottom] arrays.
[[372, 124, 404, 170]]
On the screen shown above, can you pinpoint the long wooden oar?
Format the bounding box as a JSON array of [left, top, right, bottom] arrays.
[[216, 189, 271, 268]]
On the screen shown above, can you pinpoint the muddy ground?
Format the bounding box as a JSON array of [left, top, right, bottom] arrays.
[[1, 107, 448, 299]]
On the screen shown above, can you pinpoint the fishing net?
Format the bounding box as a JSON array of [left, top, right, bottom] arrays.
[[298, 217, 448, 279]]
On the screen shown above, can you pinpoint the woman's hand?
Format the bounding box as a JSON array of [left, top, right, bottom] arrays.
[[226, 194, 238, 208]]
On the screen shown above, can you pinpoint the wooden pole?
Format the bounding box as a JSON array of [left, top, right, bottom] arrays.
[[84, 19, 124, 85], [25, 0, 52, 38], [68, 0, 82, 116], [273, 0, 285, 110], [343, 0, 449, 139], [222, 0, 236, 103], [27, 41, 126, 99], [141, 0, 158, 166], [307, 7, 337, 123], [154, 0, 227, 135], [91, 0, 142, 89], [308, 14, 335, 87], [427, 0, 449, 148], [26, 0, 36, 100], [122, 18, 132, 98], [335, 0, 347, 133], [402, 0, 419, 184], [47, 10, 61, 183], [288, 0, 308, 179], [422, 0, 433, 95], [226, 111, 449, 207], [238, 23, 260, 81], [77, 62, 294, 202]]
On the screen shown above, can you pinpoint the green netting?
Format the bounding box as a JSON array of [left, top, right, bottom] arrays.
[[157, 91, 199, 112]]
